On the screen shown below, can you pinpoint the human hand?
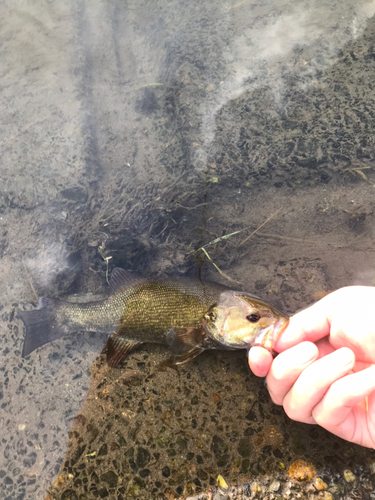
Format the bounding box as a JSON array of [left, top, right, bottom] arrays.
[[248, 286, 375, 447]]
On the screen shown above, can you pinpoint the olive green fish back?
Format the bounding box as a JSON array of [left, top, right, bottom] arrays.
[[113, 279, 229, 341]]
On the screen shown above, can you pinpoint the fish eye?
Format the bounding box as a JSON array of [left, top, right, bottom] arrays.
[[247, 312, 261, 323]]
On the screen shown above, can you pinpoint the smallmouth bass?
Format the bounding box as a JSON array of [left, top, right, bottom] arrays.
[[18, 268, 289, 367]]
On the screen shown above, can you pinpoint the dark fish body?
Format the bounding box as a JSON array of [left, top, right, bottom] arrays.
[[18, 268, 289, 366]]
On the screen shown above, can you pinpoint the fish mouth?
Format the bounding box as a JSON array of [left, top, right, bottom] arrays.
[[273, 316, 290, 343], [253, 316, 290, 350], [202, 320, 221, 347]]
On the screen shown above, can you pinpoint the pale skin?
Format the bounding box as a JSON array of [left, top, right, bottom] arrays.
[[248, 286, 375, 448]]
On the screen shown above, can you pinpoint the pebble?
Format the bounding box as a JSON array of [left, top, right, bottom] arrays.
[[217, 475, 228, 489], [314, 477, 328, 490], [251, 482, 261, 495], [328, 484, 345, 496], [288, 459, 317, 481], [343, 469, 356, 483], [268, 480, 281, 492]]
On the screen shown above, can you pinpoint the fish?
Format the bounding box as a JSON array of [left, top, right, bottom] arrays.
[[17, 268, 289, 367]]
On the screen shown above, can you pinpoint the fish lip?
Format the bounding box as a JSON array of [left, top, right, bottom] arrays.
[[253, 316, 290, 350], [202, 320, 218, 345], [273, 316, 290, 344]]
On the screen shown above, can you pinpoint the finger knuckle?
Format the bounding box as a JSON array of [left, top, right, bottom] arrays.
[[284, 401, 301, 421], [269, 392, 283, 406]]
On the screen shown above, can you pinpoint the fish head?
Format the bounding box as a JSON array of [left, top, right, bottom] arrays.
[[203, 290, 289, 350]]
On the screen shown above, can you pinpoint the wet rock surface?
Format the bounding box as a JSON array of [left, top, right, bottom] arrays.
[[44, 350, 375, 499]]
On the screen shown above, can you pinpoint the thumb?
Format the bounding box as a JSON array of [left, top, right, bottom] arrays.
[[275, 292, 337, 351], [248, 346, 273, 377]]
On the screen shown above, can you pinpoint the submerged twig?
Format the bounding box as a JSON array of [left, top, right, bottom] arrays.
[[344, 166, 372, 181], [160, 171, 187, 199], [139, 83, 165, 88], [190, 228, 250, 255], [176, 201, 207, 211], [240, 208, 282, 245], [201, 248, 241, 284], [190, 208, 282, 284], [22, 256, 39, 301], [255, 232, 341, 246], [191, 207, 282, 254], [98, 243, 113, 285], [136, 83, 180, 91]]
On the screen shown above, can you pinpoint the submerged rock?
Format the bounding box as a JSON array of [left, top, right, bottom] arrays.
[[288, 459, 317, 482]]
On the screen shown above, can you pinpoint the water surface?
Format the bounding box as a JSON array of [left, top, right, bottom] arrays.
[[1, 0, 375, 498]]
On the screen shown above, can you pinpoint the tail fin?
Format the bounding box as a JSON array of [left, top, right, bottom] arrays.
[[18, 298, 65, 357]]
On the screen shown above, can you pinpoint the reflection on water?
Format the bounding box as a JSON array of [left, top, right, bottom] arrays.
[[2, 0, 375, 498]]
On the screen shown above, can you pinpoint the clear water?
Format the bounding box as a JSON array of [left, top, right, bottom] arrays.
[[1, 0, 375, 498]]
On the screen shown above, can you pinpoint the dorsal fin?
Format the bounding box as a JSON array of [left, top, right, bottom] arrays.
[[109, 268, 145, 294]]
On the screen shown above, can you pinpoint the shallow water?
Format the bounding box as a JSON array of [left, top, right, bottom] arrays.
[[1, 0, 375, 499]]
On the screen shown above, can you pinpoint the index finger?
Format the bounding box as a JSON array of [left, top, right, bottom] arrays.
[[275, 294, 333, 352]]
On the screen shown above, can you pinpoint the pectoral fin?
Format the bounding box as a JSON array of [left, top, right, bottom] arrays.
[[106, 335, 141, 367], [166, 327, 206, 364], [166, 327, 205, 352], [173, 346, 205, 364]]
